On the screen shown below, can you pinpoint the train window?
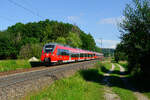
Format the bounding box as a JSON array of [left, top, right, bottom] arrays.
[[67, 50, 69, 56], [57, 49, 62, 55], [61, 49, 65, 55], [77, 54, 79, 57], [62, 49, 69, 56], [57, 49, 60, 55], [59, 49, 62, 55], [66, 50, 69, 55], [62, 49, 66, 55], [85, 54, 87, 57], [71, 53, 79, 57], [80, 53, 83, 57], [71, 53, 74, 57], [82, 53, 84, 57], [45, 45, 54, 53], [83, 54, 85, 57], [57, 49, 69, 56]]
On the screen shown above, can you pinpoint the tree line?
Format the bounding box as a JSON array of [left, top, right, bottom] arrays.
[[0, 19, 101, 59], [102, 48, 114, 57], [114, 0, 150, 76]]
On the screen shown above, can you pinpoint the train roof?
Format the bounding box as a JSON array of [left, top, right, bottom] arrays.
[[45, 42, 103, 55]]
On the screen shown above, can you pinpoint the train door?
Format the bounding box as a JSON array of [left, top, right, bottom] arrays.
[[69, 51, 71, 61]]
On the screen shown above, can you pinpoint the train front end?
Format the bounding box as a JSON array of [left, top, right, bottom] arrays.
[[41, 44, 55, 63]]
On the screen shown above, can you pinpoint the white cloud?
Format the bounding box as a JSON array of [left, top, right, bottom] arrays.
[[98, 16, 124, 25], [67, 16, 80, 23], [95, 39, 120, 49]]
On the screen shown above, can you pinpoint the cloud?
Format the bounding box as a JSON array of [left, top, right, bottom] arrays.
[[98, 16, 124, 25], [95, 39, 120, 49], [67, 16, 80, 23], [66, 13, 85, 23]]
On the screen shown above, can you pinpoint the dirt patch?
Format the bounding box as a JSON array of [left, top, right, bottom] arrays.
[[103, 64, 120, 100], [104, 86, 120, 100]]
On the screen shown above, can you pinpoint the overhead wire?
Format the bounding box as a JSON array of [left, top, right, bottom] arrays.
[[20, 0, 42, 19], [7, 0, 44, 19]]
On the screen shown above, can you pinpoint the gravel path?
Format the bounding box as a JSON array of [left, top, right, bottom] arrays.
[[103, 64, 120, 100], [117, 64, 149, 100]]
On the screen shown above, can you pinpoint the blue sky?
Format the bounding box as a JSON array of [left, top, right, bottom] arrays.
[[0, 0, 132, 48]]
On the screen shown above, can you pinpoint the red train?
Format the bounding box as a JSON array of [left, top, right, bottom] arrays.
[[41, 43, 103, 64]]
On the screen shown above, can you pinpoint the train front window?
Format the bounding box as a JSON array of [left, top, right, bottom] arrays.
[[45, 45, 55, 53]]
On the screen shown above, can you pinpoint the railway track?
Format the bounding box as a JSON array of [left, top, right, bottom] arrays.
[[0, 60, 98, 88]]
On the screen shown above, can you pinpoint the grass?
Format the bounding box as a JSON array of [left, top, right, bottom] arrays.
[[0, 60, 31, 72], [113, 63, 120, 71], [144, 93, 150, 98], [118, 61, 128, 71], [99, 62, 112, 75], [108, 75, 137, 100], [103, 62, 112, 70], [26, 69, 105, 100], [24, 61, 138, 100]]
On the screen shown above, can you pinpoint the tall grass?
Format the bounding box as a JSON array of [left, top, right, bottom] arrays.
[[0, 60, 31, 72], [28, 71, 104, 100]]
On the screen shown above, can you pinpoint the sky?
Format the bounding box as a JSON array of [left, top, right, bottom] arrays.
[[0, 0, 132, 48]]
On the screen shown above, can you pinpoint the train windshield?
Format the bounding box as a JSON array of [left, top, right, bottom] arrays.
[[45, 45, 55, 53]]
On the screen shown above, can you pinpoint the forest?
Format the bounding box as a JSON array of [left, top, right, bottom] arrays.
[[0, 19, 101, 59]]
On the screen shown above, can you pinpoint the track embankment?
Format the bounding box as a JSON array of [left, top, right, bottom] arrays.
[[0, 60, 98, 100]]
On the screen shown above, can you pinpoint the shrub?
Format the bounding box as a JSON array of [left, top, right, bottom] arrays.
[[18, 43, 43, 59]]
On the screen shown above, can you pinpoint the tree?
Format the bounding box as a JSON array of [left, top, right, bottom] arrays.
[[95, 46, 102, 53], [0, 31, 17, 59], [0, 19, 98, 59], [55, 37, 66, 44], [114, 43, 127, 63], [18, 43, 43, 59], [80, 32, 96, 51], [66, 32, 82, 48], [120, 0, 150, 75]]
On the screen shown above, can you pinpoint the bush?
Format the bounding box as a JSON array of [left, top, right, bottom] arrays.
[[18, 43, 43, 59]]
